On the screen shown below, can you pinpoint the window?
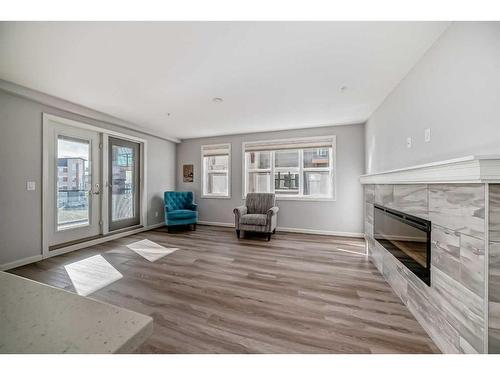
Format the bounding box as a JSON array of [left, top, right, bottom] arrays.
[[274, 150, 300, 195], [245, 151, 271, 194], [202, 144, 231, 198], [57, 136, 90, 230], [243, 136, 335, 200]]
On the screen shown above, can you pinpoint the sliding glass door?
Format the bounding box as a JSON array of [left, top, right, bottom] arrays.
[[108, 137, 140, 231]]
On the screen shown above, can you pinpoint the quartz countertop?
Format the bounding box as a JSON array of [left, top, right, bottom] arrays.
[[0, 271, 153, 353]]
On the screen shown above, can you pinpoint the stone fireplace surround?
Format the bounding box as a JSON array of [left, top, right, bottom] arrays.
[[360, 156, 500, 354]]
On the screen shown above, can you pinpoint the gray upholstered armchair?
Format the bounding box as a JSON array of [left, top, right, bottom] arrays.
[[233, 193, 279, 241]]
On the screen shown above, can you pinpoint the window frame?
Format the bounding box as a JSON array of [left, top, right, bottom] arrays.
[[201, 143, 231, 199], [273, 149, 301, 196], [244, 150, 272, 195], [242, 135, 336, 201]]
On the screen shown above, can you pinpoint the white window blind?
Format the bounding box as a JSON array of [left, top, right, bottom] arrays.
[[244, 137, 334, 152]]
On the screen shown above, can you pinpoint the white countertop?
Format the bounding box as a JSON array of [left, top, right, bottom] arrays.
[[0, 272, 153, 353]]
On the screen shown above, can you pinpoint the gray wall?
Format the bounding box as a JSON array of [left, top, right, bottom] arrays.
[[365, 22, 500, 174], [176, 124, 365, 235], [0, 89, 176, 266]]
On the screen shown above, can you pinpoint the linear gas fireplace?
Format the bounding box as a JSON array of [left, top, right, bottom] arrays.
[[374, 204, 431, 285]]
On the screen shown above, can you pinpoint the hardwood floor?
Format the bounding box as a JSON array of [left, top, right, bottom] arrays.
[[8, 225, 439, 353]]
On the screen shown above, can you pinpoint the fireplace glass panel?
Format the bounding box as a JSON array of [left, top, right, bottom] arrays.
[[374, 204, 431, 285]]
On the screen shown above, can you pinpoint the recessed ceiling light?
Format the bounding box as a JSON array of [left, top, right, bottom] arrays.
[[340, 86, 348, 93], [212, 97, 223, 103], [166, 113, 171, 117]]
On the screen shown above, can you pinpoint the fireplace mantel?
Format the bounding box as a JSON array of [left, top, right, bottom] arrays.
[[360, 155, 500, 185]]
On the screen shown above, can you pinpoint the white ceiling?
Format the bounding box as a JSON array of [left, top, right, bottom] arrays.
[[0, 22, 449, 140]]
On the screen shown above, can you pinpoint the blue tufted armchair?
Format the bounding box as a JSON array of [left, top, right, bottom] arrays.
[[164, 191, 198, 231]]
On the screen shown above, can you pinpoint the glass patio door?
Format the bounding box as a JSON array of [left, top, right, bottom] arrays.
[[108, 137, 140, 231], [45, 120, 102, 249]]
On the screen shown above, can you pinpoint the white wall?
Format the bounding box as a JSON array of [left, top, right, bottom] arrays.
[[0, 88, 176, 266], [176, 124, 365, 235], [365, 22, 500, 174]]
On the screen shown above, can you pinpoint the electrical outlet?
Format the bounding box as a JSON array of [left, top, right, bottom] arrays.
[[155, 211, 159, 218], [406, 137, 412, 148], [424, 128, 431, 142], [26, 181, 36, 191]]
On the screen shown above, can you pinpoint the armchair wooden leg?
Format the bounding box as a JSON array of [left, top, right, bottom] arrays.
[[236, 230, 240, 239], [193, 224, 196, 231], [273, 229, 276, 234], [267, 233, 271, 241]]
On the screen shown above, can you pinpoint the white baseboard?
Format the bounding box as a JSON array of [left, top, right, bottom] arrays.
[[198, 220, 235, 228], [197, 221, 364, 238], [0, 255, 44, 271], [277, 226, 364, 238], [147, 222, 166, 230], [0, 222, 166, 271]]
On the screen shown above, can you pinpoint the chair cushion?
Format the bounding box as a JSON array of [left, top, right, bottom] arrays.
[[240, 214, 268, 226], [167, 209, 197, 220], [165, 191, 194, 211], [246, 193, 275, 214]]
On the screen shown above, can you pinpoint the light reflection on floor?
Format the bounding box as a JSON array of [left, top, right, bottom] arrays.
[[64, 254, 123, 296], [126, 239, 178, 262], [335, 247, 367, 256]]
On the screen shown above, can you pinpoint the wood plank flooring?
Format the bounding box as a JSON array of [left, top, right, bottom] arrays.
[[8, 225, 439, 353]]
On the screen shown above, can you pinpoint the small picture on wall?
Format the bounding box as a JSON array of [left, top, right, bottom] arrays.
[[183, 164, 194, 183]]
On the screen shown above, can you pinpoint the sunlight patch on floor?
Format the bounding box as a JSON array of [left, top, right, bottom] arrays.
[[126, 239, 178, 262], [64, 254, 123, 296]]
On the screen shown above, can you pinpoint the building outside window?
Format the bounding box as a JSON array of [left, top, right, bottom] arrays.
[[57, 155, 89, 229]]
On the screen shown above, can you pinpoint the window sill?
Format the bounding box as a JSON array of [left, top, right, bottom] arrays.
[[202, 195, 232, 199]]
